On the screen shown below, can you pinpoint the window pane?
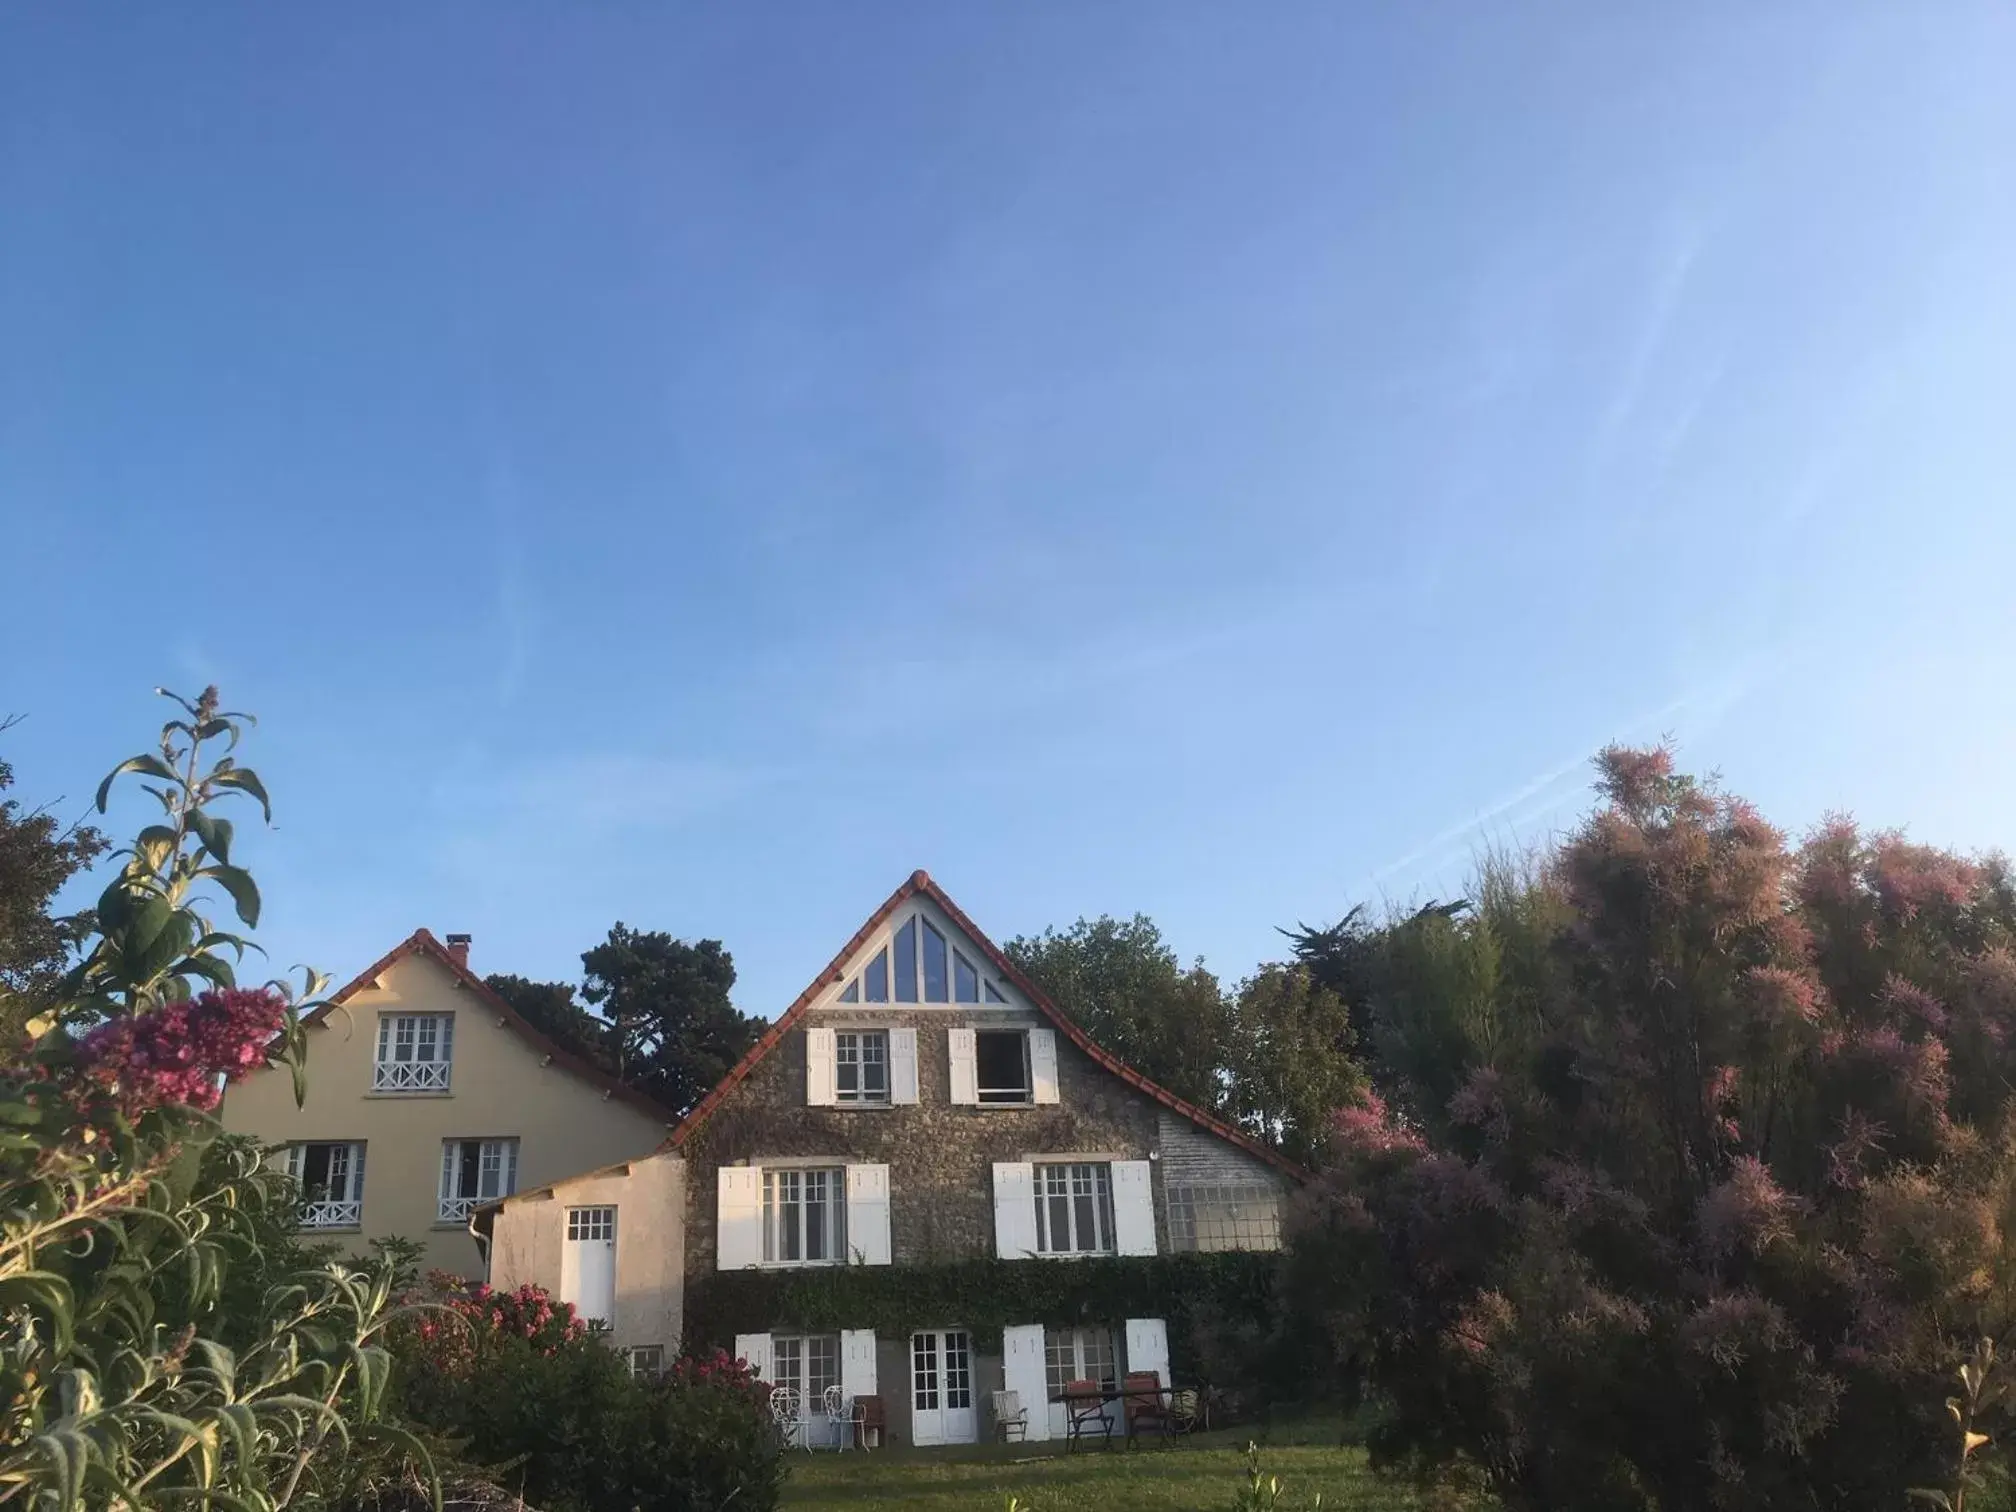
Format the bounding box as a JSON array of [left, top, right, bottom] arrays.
[[864, 949, 889, 1003], [954, 953, 979, 1003], [840, 979, 859, 1002], [808, 1335, 840, 1400], [984, 980, 1007, 1003], [922, 922, 948, 1002], [894, 920, 918, 1001], [976, 1031, 1028, 1101]]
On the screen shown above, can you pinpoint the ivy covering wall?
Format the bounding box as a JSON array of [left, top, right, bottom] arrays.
[[685, 1252, 1280, 1368]]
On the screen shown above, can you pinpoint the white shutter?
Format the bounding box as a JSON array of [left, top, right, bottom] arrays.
[[1112, 1159, 1157, 1256], [1029, 1029, 1059, 1104], [805, 1026, 837, 1106], [992, 1161, 1037, 1258], [717, 1166, 764, 1270], [1124, 1318, 1170, 1388], [283, 1144, 303, 1179], [1002, 1324, 1051, 1442], [840, 1329, 878, 1401], [846, 1163, 892, 1265], [889, 1027, 919, 1105], [735, 1332, 773, 1381], [949, 1028, 978, 1105]]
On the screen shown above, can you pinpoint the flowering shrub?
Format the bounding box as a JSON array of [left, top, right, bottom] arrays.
[[1286, 747, 2016, 1511], [0, 689, 429, 1512], [400, 1271, 589, 1375], [391, 1322, 785, 1512]]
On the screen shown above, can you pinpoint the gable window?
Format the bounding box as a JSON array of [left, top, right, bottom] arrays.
[[976, 1030, 1031, 1103], [835, 1031, 889, 1104], [286, 1141, 366, 1228], [1034, 1162, 1114, 1256], [835, 913, 1013, 1005], [374, 1013, 453, 1092], [1167, 1183, 1283, 1253], [439, 1138, 519, 1223], [1045, 1326, 1117, 1401], [762, 1167, 847, 1265]]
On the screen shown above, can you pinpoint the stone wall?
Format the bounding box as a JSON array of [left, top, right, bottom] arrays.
[[682, 1008, 1178, 1282]]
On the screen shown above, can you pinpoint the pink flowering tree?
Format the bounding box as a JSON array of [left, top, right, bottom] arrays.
[[1284, 747, 2016, 1511], [0, 689, 432, 1511]]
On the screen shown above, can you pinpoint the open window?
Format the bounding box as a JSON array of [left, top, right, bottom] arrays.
[[976, 1030, 1031, 1104]]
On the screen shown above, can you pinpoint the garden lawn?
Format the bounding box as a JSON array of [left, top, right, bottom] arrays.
[[780, 1420, 1457, 1511]]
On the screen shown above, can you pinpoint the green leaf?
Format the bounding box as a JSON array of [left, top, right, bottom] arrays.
[[0, 1272, 76, 1354], [202, 865, 262, 928], [207, 766, 272, 821], [95, 754, 182, 813], [189, 810, 235, 864], [184, 953, 238, 990]]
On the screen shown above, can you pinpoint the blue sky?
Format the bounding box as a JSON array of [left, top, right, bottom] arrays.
[[5, 7, 2015, 1017]]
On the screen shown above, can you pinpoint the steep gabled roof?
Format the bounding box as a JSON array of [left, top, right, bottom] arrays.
[[306, 928, 677, 1124], [668, 871, 1306, 1179]]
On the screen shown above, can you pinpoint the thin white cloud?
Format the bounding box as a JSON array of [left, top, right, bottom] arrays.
[[1587, 221, 1709, 483], [1367, 649, 1796, 890]]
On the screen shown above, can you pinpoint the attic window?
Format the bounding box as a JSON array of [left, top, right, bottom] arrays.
[[834, 914, 1012, 1006]]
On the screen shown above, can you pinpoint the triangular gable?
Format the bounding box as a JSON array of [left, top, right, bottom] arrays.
[[668, 870, 1306, 1178], [306, 929, 677, 1124], [828, 895, 1014, 1007]]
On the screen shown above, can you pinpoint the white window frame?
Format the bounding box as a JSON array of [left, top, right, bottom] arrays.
[[286, 1141, 366, 1229], [762, 1166, 848, 1266], [772, 1332, 842, 1406], [976, 1029, 1033, 1104], [373, 1013, 454, 1092], [1033, 1162, 1115, 1256], [623, 1344, 666, 1380], [1167, 1182, 1283, 1252], [834, 1029, 890, 1105], [439, 1137, 520, 1223], [1044, 1325, 1118, 1402]]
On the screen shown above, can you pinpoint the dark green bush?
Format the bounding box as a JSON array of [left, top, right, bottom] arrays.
[[395, 1306, 784, 1512]]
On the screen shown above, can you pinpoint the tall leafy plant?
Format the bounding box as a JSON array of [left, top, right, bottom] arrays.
[[0, 688, 432, 1511]]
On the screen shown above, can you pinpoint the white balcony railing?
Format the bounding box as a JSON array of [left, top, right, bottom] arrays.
[[301, 1199, 362, 1229], [373, 1058, 450, 1092], [437, 1196, 477, 1223]]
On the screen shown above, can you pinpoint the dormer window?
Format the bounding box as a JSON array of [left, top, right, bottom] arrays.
[[835, 913, 1012, 1005]]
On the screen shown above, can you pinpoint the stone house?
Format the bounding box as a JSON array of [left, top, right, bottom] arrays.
[[482, 871, 1298, 1445], [221, 928, 676, 1277]]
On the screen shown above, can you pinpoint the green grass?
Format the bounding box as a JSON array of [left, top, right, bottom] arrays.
[[779, 1419, 1448, 1511]]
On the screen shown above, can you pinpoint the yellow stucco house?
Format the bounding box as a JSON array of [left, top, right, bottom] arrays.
[[220, 928, 675, 1277]]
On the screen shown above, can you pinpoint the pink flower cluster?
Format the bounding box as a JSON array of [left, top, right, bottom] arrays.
[[77, 987, 287, 1114], [1331, 1089, 1426, 1158], [670, 1347, 769, 1400], [407, 1272, 589, 1376], [1869, 836, 1980, 921], [1697, 1156, 1798, 1260]]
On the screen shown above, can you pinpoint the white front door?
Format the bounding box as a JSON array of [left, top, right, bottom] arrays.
[[909, 1330, 976, 1445], [561, 1205, 617, 1328]]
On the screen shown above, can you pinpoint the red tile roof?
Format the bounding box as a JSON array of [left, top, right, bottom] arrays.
[[667, 871, 1307, 1179], [305, 928, 678, 1124]]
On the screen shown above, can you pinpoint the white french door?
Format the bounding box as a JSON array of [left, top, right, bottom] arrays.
[[909, 1329, 976, 1445], [560, 1206, 616, 1328]]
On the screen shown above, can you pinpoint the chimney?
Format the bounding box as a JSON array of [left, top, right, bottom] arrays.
[[445, 933, 472, 970]]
